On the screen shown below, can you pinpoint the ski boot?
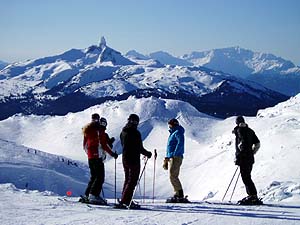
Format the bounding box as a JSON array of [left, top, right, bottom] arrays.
[[79, 195, 89, 203], [237, 195, 263, 205], [166, 195, 190, 203], [88, 194, 108, 205], [114, 199, 141, 209]]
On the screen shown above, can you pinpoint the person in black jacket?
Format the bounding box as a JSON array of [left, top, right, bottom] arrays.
[[118, 114, 152, 208], [233, 115, 261, 204]]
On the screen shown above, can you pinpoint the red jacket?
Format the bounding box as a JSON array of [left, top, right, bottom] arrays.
[[83, 122, 114, 159]]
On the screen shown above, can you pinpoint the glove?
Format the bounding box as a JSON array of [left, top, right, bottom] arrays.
[[111, 152, 118, 159], [234, 155, 240, 165], [145, 151, 152, 159], [110, 137, 115, 144], [252, 142, 260, 155], [163, 158, 169, 170], [108, 137, 115, 148]]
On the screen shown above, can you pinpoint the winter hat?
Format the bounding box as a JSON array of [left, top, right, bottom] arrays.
[[168, 118, 179, 126], [235, 115, 245, 125], [128, 114, 139, 125], [99, 117, 107, 127], [91, 113, 100, 122]]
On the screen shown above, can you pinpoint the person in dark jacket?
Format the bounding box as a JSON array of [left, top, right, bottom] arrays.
[[82, 114, 118, 204], [163, 118, 186, 202], [233, 115, 261, 204], [118, 114, 152, 208]]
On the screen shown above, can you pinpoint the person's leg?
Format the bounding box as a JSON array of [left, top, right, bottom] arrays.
[[169, 157, 183, 197], [240, 163, 257, 197], [90, 159, 104, 197], [85, 159, 96, 196], [121, 164, 140, 205]]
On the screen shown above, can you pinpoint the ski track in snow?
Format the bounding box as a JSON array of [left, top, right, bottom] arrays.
[[1, 185, 300, 225]]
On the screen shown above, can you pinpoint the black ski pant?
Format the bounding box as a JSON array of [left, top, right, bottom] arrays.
[[240, 163, 257, 196], [121, 161, 140, 205], [85, 158, 105, 197]]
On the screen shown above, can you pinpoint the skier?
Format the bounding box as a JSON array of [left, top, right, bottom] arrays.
[[116, 114, 152, 209], [163, 118, 188, 203], [82, 113, 118, 204], [233, 115, 262, 205]]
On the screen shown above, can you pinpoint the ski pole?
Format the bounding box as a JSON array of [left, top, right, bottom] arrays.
[[128, 157, 149, 209], [222, 166, 239, 201], [152, 149, 157, 203], [229, 171, 241, 202], [143, 157, 147, 203], [102, 187, 105, 199], [114, 151, 117, 204]]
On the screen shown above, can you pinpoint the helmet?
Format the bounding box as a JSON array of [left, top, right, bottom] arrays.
[[168, 118, 179, 126], [235, 115, 245, 125], [91, 113, 100, 122], [128, 114, 139, 125], [99, 117, 107, 127]]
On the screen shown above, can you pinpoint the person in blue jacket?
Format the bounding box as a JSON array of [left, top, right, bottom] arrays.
[[163, 118, 185, 201]]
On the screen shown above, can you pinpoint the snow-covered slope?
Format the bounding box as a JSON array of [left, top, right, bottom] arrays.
[[1, 183, 300, 225], [0, 95, 299, 203], [149, 51, 193, 66], [181, 47, 300, 96], [127, 47, 300, 96], [0, 139, 89, 196], [0, 63, 287, 120], [182, 46, 297, 75], [126, 50, 150, 60], [0, 37, 135, 96]]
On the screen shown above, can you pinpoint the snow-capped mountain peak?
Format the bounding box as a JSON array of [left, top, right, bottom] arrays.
[[99, 36, 107, 49]]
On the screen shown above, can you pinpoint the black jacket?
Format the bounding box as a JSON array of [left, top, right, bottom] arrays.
[[233, 123, 260, 165], [120, 123, 149, 165]]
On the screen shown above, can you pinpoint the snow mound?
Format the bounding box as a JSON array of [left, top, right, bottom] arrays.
[[260, 181, 300, 202]]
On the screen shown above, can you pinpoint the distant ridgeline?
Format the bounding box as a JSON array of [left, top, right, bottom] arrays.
[[0, 38, 290, 120]]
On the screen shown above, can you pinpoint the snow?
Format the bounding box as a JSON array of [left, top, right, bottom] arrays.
[[0, 40, 291, 106], [0, 96, 299, 200], [1, 183, 300, 225], [0, 94, 300, 224]]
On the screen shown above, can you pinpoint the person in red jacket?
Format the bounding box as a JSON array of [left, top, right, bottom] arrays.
[[82, 113, 118, 204]]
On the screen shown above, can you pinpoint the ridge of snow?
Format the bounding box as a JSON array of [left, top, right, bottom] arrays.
[[126, 50, 150, 60], [149, 51, 193, 66]]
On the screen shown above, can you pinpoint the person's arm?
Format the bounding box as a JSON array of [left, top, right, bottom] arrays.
[[83, 135, 88, 154], [173, 131, 184, 156], [138, 132, 152, 158], [99, 133, 118, 158], [252, 131, 260, 154]]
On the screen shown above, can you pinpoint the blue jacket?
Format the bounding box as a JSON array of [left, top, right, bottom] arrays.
[[166, 125, 185, 158]]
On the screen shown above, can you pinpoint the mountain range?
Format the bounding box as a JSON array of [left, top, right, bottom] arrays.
[[0, 37, 290, 120], [126, 46, 300, 96]]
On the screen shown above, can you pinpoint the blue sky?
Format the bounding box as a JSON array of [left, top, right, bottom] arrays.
[[1, 0, 300, 64]]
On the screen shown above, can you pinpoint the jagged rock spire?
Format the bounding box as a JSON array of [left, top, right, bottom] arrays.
[[99, 36, 106, 49]]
